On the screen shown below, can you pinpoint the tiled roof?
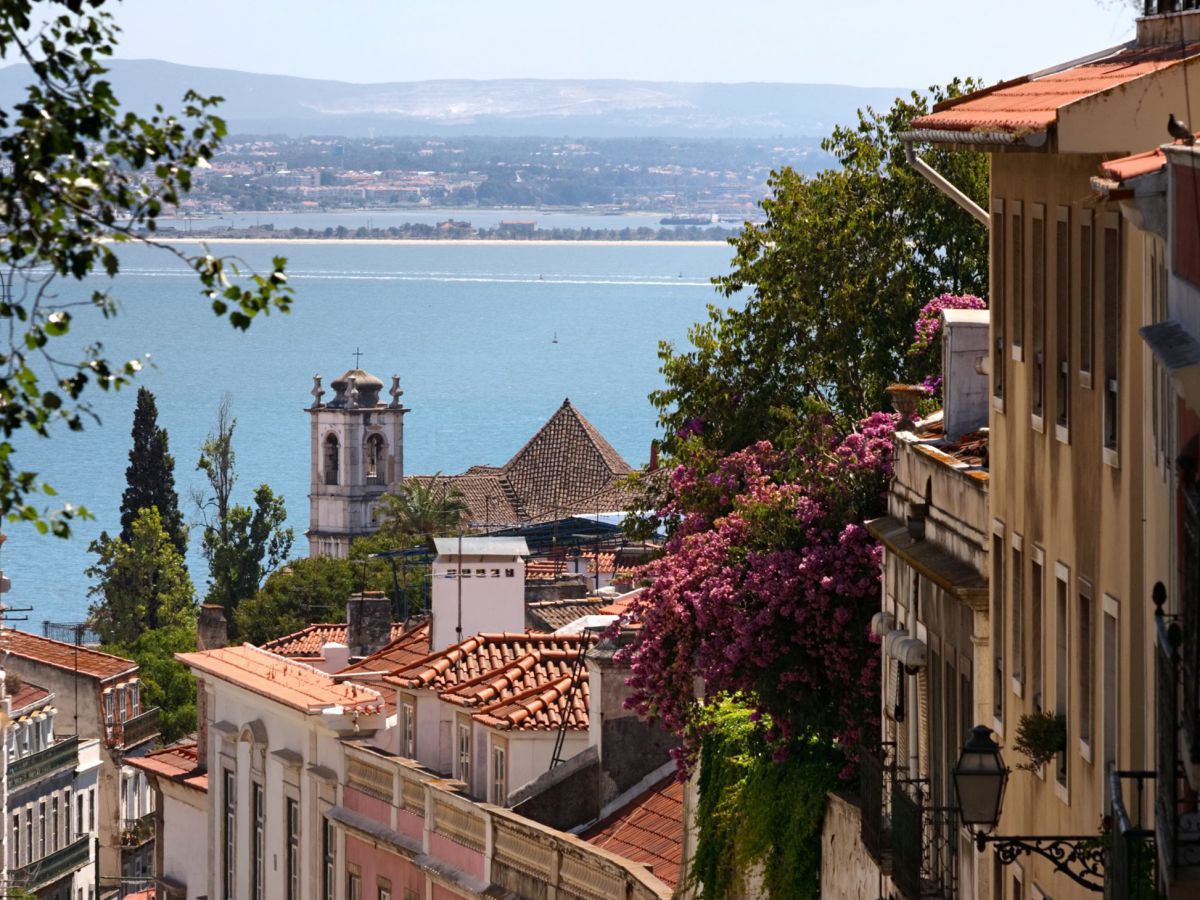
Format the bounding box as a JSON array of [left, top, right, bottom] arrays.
[[177, 644, 384, 714], [262, 621, 418, 659], [385, 632, 587, 692], [526, 559, 567, 581], [907, 411, 989, 477], [406, 400, 633, 527], [127, 740, 208, 793], [913, 41, 1200, 136], [336, 621, 432, 675], [471, 666, 589, 731], [525, 598, 607, 632], [1, 629, 137, 681], [7, 680, 50, 714], [581, 775, 684, 888]]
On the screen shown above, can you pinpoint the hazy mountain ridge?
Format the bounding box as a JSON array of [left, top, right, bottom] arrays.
[[0, 59, 908, 137]]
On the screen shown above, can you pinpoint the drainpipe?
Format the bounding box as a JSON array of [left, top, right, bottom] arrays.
[[901, 136, 990, 227]]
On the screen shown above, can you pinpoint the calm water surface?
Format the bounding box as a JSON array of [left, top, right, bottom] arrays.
[[5, 240, 737, 625]]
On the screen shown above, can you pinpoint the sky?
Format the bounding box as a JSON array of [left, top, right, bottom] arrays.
[[108, 0, 1141, 88]]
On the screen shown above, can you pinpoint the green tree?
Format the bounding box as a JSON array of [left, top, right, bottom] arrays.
[[86, 506, 197, 645], [0, 2, 292, 537], [374, 476, 468, 539], [120, 387, 187, 560], [234, 554, 392, 646], [103, 625, 196, 744], [652, 82, 988, 455]]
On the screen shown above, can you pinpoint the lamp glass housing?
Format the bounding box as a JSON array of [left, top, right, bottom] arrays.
[[953, 725, 1009, 830]]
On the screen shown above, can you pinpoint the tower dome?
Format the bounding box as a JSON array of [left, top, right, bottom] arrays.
[[329, 368, 384, 407]]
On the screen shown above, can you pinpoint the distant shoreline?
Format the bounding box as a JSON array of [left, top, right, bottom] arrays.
[[154, 237, 731, 247]]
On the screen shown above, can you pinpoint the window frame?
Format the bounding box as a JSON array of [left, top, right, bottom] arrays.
[[993, 198, 1007, 408], [1031, 203, 1046, 428], [1012, 200, 1025, 360], [1055, 205, 1071, 441]]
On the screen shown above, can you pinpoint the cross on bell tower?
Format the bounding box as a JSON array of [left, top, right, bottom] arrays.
[[305, 360, 409, 558]]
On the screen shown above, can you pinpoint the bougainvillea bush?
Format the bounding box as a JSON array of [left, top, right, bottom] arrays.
[[909, 293, 987, 397], [618, 411, 896, 773]]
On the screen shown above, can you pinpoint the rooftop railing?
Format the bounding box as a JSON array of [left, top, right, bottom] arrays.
[[1108, 769, 1157, 900], [112, 706, 160, 749], [11, 835, 90, 891], [1145, 1, 1200, 14]]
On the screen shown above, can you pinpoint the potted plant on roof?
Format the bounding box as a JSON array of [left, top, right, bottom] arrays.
[[886, 384, 924, 433]]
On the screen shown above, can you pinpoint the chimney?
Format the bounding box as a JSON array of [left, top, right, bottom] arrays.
[[430, 537, 529, 651], [346, 592, 391, 657], [197, 604, 228, 651], [1138, 5, 1200, 47], [648, 439, 660, 472], [941, 308, 990, 442], [321, 642, 350, 674], [586, 625, 678, 807]]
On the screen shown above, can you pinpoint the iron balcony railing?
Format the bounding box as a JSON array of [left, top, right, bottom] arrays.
[[113, 706, 160, 749], [859, 742, 895, 865], [11, 835, 90, 890], [8, 735, 80, 791], [1145, 1, 1200, 14], [891, 779, 957, 900], [1107, 769, 1157, 900], [1182, 484, 1200, 765]]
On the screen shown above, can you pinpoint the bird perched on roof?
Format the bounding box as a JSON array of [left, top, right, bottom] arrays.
[[1169, 112, 1196, 145]]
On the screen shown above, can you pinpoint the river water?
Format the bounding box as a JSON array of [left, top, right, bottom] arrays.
[[5, 238, 738, 625]]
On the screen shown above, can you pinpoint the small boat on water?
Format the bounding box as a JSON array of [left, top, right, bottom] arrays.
[[552, 332, 559, 344]]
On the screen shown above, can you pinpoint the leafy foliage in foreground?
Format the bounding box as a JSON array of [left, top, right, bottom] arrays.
[[103, 625, 196, 744], [0, 1, 292, 537]]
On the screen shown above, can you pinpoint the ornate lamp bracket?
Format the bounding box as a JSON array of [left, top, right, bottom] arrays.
[[976, 833, 1106, 892]]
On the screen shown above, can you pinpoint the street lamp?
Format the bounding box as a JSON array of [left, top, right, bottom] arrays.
[[953, 724, 1106, 892], [953, 725, 1009, 832]]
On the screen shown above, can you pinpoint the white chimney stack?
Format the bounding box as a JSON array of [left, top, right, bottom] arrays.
[[430, 537, 530, 651], [941, 308, 990, 441]]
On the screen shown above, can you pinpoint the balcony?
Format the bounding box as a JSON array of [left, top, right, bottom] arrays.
[[112, 706, 160, 749], [859, 742, 894, 865], [8, 735, 80, 791], [1108, 769, 1157, 900], [121, 812, 155, 848], [890, 780, 957, 900], [11, 835, 90, 891]]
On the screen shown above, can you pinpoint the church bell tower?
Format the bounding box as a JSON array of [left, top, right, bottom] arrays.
[[307, 362, 408, 558]]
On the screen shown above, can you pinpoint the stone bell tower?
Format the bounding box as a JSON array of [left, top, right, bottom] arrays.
[[307, 362, 408, 558]]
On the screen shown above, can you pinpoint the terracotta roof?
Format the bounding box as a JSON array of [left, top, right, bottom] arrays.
[[1100, 145, 1169, 181], [385, 632, 587, 692], [1, 629, 137, 681], [471, 666, 589, 731], [7, 680, 50, 714], [336, 621, 432, 675], [262, 621, 419, 659], [406, 399, 633, 527], [913, 41, 1200, 136], [525, 559, 567, 581], [581, 775, 684, 887], [127, 740, 208, 793], [177, 644, 383, 714], [525, 598, 607, 632]]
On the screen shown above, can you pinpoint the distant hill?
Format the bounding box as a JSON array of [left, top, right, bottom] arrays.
[[0, 59, 908, 138]]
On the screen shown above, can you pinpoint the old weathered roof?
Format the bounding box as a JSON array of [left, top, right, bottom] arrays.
[[1, 629, 138, 682], [406, 399, 633, 527], [913, 41, 1200, 136], [581, 775, 684, 888], [385, 632, 586, 692], [262, 621, 418, 659], [336, 621, 433, 675], [525, 598, 607, 632], [7, 680, 51, 715], [177, 644, 383, 714], [127, 740, 208, 793], [471, 668, 589, 731]]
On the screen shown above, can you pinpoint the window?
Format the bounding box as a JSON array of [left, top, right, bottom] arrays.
[[64, 788, 71, 844], [1055, 566, 1070, 790], [324, 433, 340, 485], [222, 770, 236, 900], [252, 783, 265, 900], [348, 870, 362, 900], [1012, 201, 1025, 356], [401, 700, 416, 759], [1103, 212, 1121, 454], [51, 795, 58, 853], [129, 681, 139, 717], [378, 879, 392, 900], [457, 723, 471, 786], [1031, 205, 1046, 421], [88, 787, 95, 833], [102, 691, 114, 729], [993, 199, 1006, 402], [365, 433, 386, 483], [287, 797, 300, 900], [1103, 599, 1119, 805], [1079, 211, 1095, 386], [1032, 554, 1044, 711], [1012, 540, 1024, 690], [992, 534, 1005, 723], [23, 808, 31, 864], [492, 744, 508, 806], [12, 813, 19, 867], [116, 685, 127, 723], [1055, 207, 1071, 432], [76, 793, 83, 841], [1078, 587, 1094, 752], [323, 817, 336, 900]]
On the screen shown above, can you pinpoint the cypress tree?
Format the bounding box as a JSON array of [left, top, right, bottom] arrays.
[[120, 388, 188, 561]]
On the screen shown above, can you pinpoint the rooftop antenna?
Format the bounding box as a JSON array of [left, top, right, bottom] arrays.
[[455, 530, 464, 683]]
